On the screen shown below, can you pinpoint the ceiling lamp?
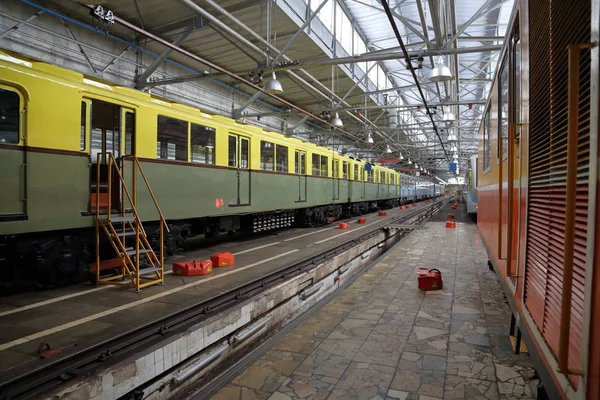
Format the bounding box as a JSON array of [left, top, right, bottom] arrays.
[[408, 159, 412, 165], [447, 132, 456, 141], [331, 112, 344, 128], [398, 152, 404, 160], [366, 132, 374, 143], [386, 144, 392, 153], [430, 56, 453, 82], [442, 111, 456, 123], [265, 71, 283, 94]]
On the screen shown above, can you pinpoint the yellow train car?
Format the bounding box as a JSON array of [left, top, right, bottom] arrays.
[[0, 50, 416, 288]]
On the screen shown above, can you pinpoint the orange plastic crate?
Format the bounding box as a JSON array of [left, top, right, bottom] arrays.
[[210, 252, 235, 267], [172, 260, 213, 276]]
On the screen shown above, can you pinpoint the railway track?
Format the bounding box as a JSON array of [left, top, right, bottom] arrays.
[[0, 198, 448, 400]]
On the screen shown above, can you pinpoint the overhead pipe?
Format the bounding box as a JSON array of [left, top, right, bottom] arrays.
[[82, 3, 362, 143], [380, 0, 449, 162]]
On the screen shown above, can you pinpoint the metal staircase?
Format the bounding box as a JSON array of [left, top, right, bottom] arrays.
[[95, 153, 169, 291]]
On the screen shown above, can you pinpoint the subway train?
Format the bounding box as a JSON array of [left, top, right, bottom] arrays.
[[476, 0, 599, 398], [0, 50, 440, 288]]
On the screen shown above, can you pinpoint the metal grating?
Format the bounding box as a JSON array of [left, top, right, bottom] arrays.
[[524, 0, 591, 385]]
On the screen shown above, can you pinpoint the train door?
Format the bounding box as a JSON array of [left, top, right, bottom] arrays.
[[295, 150, 307, 202], [360, 166, 366, 198], [87, 99, 135, 211], [0, 86, 27, 219], [228, 134, 250, 206], [332, 158, 339, 201]]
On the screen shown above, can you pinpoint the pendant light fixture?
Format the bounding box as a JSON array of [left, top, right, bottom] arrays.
[[386, 144, 392, 153], [430, 56, 453, 82], [329, 65, 343, 128], [331, 112, 344, 127], [408, 159, 412, 165], [366, 132, 374, 144], [398, 152, 404, 160], [265, 71, 283, 94], [442, 110, 456, 123]]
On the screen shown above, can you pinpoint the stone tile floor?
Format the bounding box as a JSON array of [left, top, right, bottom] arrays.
[[210, 220, 536, 400]]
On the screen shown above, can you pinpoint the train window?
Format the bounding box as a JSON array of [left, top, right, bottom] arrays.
[[157, 115, 187, 161], [320, 156, 329, 176], [343, 161, 348, 179], [240, 137, 249, 169], [228, 136, 237, 167], [353, 164, 358, 180], [260, 141, 275, 171], [124, 111, 134, 156], [380, 171, 385, 183], [191, 123, 215, 164], [475, 157, 479, 187], [312, 154, 320, 176], [276, 145, 288, 172], [80, 102, 86, 151], [0, 88, 20, 144], [483, 107, 491, 171], [513, 33, 522, 143], [333, 159, 339, 178], [498, 57, 509, 160], [295, 150, 306, 174]]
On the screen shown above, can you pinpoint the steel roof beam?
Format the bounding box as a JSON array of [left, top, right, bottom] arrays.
[[0, 9, 43, 39], [135, 27, 192, 88], [444, 0, 509, 48]]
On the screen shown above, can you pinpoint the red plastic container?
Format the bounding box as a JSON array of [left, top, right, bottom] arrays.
[[378, 211, 387, 216], [172, 260, 213, 276], [413, 203, 417, 207], [210, 252, 235, 267], [446, 221, 456, 228], [416, 268, 443, 291], [447, 213, 454, 219], [338, 222, 349, 229], [357, 217, 367, 224]]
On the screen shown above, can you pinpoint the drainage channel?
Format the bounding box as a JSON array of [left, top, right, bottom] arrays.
[[0, 199, 447, 400]]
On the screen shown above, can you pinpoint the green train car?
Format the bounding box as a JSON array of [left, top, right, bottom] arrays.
[[0, 51, 434, 288]]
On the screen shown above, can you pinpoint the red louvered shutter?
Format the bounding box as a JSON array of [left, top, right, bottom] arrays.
[[525, 0, 591, 385]]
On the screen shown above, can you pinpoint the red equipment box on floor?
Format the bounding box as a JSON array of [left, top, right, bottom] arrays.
[[172, 260, 212, 276], [358, 217, 366, 224], [416, 268, 443, 291], [338, 222, 349, 229], [446, 221, 456, 228], [447, 213, 454, 219], [378, 211, 387, 216], [211, 252, 235, 267], [413, 203, 417, 207]]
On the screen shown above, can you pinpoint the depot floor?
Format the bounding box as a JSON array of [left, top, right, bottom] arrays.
[[210, 206, 536, 400]]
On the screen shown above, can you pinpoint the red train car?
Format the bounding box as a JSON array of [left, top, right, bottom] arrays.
[[477, 0, 599, 399]]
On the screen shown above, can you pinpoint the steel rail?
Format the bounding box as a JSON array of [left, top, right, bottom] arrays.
[[0, 199, 447, 399]]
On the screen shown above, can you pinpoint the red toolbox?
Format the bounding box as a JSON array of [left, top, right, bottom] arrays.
[[447, 213, 454, 219], [357, 217, 367, 224], [172, 260, 212, 276], [211, 252, 235, 267], [378, 211, 387, 216], [338, 222, 349, 229], [446, 221, 456, 228], [416, 268, 443, 291]]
